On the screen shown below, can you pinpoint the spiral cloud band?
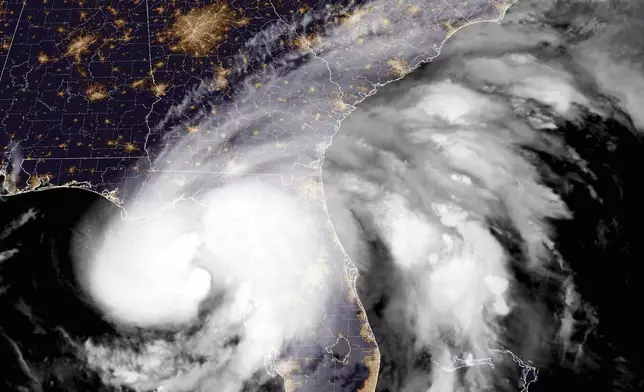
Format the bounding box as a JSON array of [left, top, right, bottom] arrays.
[[72, 0, 644, 391]]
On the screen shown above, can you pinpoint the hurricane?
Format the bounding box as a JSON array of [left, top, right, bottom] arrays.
[[1, 0, 643, 392]]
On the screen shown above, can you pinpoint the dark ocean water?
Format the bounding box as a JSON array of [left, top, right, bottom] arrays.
[[2, 1, 644, 391], [345, 101, 644, 392], [0, 187, 133, 391], [499, 107, 644, 392], [2, 72, 644, 392]]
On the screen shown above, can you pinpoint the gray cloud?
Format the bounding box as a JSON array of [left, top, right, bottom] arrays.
[[75, 0, 643, 391]]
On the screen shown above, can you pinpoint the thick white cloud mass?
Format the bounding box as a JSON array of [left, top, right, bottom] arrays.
[[322, 1, 644, 391], [80, 176, 334, 392], [73, 0, 644, 391]]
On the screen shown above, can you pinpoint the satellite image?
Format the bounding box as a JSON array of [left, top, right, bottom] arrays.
[[0, 0, 643, 391]]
